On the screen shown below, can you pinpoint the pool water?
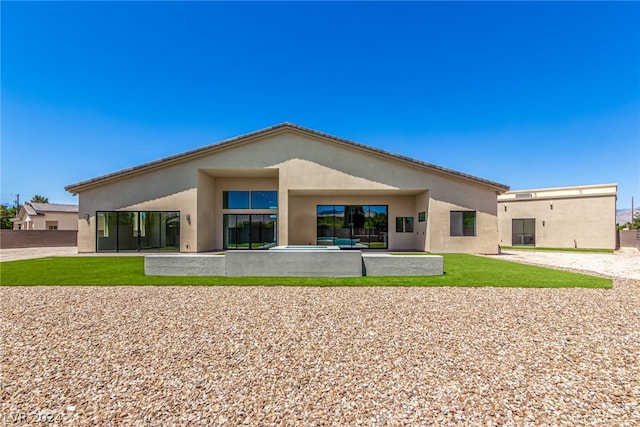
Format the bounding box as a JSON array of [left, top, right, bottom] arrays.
[[269, 245, 341, 251]]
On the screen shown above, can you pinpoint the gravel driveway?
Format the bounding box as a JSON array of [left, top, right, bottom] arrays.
[[486, 248, 640, 280]]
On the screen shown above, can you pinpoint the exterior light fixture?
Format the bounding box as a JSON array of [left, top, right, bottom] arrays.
[[186, 214, 191, 225], [550, 202, 553, 210], [84, 214, 90, 221]]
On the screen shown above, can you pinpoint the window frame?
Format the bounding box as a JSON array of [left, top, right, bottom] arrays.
[[250, 191, 278, 210], [512, 218, 536, 246], [450, 210, 477, 237], [95, 210, 180, 252], [223, 191, 278, 210], [317, 205, 388, 249], [223, 191, 250, 209], [395, 216, 414, 233]]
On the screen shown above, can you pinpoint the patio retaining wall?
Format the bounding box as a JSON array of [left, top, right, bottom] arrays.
[[145, 254, 225, 276], [144, 251, 444, 277], [362, 253, 444, 276]]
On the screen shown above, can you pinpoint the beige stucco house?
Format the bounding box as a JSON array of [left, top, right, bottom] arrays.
[[497, 184, 617, 250], [11, 203, 79, 231], [66, 123, 509, 254]]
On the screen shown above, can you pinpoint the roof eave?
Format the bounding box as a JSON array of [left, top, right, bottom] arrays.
[[65, 123, 294, 194]]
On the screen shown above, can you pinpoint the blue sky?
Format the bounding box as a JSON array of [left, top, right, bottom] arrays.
[[2, 1, 639, 208]]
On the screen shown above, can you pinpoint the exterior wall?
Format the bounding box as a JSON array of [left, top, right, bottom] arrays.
[[415, 191, 429, 252], [42, 212, 78, 230], [428, 183, 500, 254], [73, 130, 503, 253], [0, 230, 77, 248], [618, 230, 640, 249], [196, 172, 217, 252], [212, 177, 279, 251], [14, 213, 38, 230], [76, 162, 197, 252], [287, 194, 417, 251], [498, 189, 617, 250]]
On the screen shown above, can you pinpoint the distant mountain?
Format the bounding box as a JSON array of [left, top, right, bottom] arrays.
[[617, 208, 639, 225]]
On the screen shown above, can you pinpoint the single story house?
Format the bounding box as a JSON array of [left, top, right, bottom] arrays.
[[65, 123, 510, 254], [497, 183, 617, 250], [11, 203, 79, 231]]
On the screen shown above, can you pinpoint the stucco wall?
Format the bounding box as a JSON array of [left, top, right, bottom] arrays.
[[287, 194, 418, 251], [497, 195, 617, 249], [196, 172, 217, 252], [414, 191, 429, 252], [77, 162, 197, 252], [211, 177, 279, 252], [427, 182, 500, 254]]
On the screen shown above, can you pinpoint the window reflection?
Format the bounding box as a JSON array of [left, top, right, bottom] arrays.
[[96, 211, 180, 252], [224, 214, 277, 249], [317, 205, 388, 249]]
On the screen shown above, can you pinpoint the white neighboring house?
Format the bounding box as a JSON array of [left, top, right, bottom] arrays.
[[11, 203, 79, 231]]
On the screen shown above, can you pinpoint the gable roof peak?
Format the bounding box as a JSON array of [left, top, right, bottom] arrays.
[[66, 123, 509, 194]]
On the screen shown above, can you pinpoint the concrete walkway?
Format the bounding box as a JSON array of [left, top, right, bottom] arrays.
[[0, 247, 78, 262], [0, 247, 141, 262]]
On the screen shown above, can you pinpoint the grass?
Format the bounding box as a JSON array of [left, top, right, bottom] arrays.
[[500, 246, 614, 253], [0, 254, 611, 288]]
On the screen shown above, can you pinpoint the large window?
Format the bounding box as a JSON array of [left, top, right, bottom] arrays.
[[96, 211, 180, 252], [317, 205, 388, 249], [223, 191, 278, 250], [512, 218, 535, 246], [251, 191, 278, 209], [223, 191, 277, 209], [450, 211, 476, 236], [395, 216, 414, 233], [223, 191, 249, 209], [224, 214, 277, 249]]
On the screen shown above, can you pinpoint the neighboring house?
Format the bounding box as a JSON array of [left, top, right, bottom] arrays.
[[497, 184, 617, 250], [65, 123, 509, 254], [11, 203, 79, 231]]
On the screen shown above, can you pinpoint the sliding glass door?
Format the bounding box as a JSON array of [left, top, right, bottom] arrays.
[[224, 214, 277, 249], [512, 218, 535, 246], [96, 211, 180, 252], [317, 205, 388, 249], [117, 212, 138, 251]]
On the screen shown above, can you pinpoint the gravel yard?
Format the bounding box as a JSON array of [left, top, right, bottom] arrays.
[[486, 248, 640, 280], [2, 280, 639, 425]]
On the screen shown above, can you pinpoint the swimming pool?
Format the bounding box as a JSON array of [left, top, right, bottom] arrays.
[[269, 245, 341, 251]]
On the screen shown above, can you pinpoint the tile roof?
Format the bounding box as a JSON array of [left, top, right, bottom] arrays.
[[30, 203, 79, 214], [23, 204, 38, 216], [66, 122, 509, 193]]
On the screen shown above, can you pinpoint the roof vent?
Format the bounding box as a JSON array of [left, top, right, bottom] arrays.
[[515, 193, 533, 199]]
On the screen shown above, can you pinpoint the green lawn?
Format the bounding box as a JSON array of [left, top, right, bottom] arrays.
[[0, 254, 611, 288]]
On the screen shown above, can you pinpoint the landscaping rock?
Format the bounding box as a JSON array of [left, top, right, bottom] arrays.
[[1, 280, 639, 425]]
